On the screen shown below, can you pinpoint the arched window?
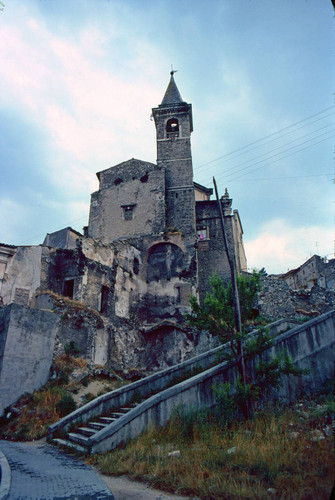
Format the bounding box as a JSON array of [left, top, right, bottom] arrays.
[[166, 118, 179, 138]]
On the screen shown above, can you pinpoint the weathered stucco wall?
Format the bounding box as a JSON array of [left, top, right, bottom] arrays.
[[0, 246, 43, 306], [0, 304, 59, 415]]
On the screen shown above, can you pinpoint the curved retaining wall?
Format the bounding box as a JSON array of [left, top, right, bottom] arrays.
[[49, 318, 297, 438]]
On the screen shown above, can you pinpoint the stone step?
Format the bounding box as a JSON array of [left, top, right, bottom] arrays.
[[53, 438, 88, 454], [78, 426, 97, 436], [109, 412, 126, 418], [68, 432, 91, 446], [87, 421, 107, 430], [99, 417, 117, 424]]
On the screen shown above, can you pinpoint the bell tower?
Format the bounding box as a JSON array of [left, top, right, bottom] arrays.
[[152, 72, 196, 241]]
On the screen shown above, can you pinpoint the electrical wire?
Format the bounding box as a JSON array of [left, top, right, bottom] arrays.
[[196, 106, 334, 171]]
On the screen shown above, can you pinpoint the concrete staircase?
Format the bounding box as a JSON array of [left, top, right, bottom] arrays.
[[49, 314, 334, 455], [53, 403, 140, 454]]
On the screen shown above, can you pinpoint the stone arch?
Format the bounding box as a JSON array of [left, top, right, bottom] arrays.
[[166, 118, 179, 138], [146, 242, 184, 282]]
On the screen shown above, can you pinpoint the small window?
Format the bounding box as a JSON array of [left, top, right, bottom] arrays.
[[140, 172, 149, 183], [166, 118, 179, 138], [63, 279, 75, 298], [197, 226, 208, 241], [100, 285, 109, 314], [122, 204, 136, 220], [133, 257, 140, 275]]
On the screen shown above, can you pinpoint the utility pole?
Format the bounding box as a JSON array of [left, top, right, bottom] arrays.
[[213, 177, 246, 386]]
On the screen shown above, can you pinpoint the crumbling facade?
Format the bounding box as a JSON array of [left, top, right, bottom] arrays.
[[279, 254, 335, 291], [0, 74, 247, 373]]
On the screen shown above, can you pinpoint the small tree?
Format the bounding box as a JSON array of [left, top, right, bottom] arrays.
[[186, 272, 305, 419]]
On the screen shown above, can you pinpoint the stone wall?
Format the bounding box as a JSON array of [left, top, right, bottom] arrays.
[[257, 276, 334, 320], [196, 200, 236, 302], [88, 159, 165, 243], [0, 304, 59, 415]]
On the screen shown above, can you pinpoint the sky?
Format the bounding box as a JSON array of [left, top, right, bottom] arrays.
[[0, 0, 334, 274]]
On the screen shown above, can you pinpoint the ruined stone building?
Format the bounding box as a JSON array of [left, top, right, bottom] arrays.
[[279, 254, 335, 291], [0, 74, 247, 376]]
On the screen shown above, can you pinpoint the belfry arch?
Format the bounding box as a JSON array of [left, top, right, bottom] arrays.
[[166, 118, 179, 137]]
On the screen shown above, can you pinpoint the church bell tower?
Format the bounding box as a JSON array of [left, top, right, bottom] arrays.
[[152, 72, 196, 241]]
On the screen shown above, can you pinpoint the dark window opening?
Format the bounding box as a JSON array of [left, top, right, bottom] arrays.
[[114, 177, 123, 186], [133, 257, 140, 275], [63, 279, 74, 298], [175, 192, 178, 198], [100, 285, 109, 314], [140, 172, 149, 183], [122, 204, 136, 220], [166, 118, 179, 138]]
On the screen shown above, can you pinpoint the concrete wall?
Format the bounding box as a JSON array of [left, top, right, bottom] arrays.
[[0, 304, 59, 415]]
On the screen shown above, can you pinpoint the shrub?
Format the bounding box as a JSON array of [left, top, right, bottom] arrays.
[[64, 341, 81, 357], [55, 393, 76, 417]]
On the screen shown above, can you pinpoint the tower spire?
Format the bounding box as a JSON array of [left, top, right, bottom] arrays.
[[161, 71, 183, 106]]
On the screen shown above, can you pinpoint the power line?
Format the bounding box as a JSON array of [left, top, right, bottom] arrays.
[[221, 129, 334, 182], [196, 121, 335, 179], [196, 106, 335, 170], [227, 173, 333, 183], [215, 134, 333, 184]]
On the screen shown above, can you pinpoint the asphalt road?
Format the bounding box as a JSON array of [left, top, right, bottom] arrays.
[[0, 440, 188, 500], [0, 440, 114, 499]]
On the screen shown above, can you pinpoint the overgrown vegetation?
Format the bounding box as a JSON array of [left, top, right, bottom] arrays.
[[88, 382, 335, 499], [186, 272, 306, 418], [38, 289, 104, 328], [64, 340, 81, 357]]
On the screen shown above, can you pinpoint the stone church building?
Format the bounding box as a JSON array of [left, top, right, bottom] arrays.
[[0, 73, 247, 372]]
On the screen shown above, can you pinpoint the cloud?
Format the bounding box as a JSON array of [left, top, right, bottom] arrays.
[[0, 6, 163, 197], [244, 219, 334, 274], [0, 198, 32, 244]]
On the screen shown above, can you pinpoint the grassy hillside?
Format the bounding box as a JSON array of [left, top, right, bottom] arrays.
[[89, 381, 334, 500]]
